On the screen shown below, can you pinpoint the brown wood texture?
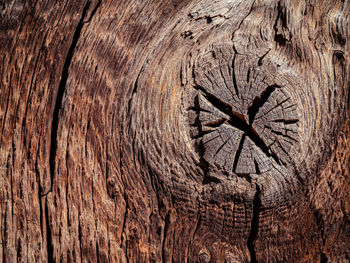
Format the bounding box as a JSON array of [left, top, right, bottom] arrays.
[[0, 0, 349, 262]]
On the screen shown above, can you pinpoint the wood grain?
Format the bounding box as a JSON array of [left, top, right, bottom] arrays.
[[0, 0, 349, 262]]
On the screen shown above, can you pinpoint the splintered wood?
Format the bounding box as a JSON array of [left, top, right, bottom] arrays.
[[189, 44, 300, 178]]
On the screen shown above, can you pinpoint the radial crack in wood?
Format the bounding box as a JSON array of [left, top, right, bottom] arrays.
[[1, 0, 349, 262], [189, 44, 300, 179]]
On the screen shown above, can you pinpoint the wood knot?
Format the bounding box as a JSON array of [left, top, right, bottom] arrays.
[[188, 44, 300, 178]]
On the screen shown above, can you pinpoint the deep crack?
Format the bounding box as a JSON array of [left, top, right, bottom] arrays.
[[189, 44, 300, 177], [44, 1, 100, 196], [247, 184, 261, 263], [198, 85, 283, 169], [248, 85, 279, 125]]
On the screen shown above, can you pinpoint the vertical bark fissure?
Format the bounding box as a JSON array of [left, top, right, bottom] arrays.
[[96, 243, 100, 263], [127, 70, 142, 118], [45, 201, 54, 262], [42, 1, 102, 261], [45, 0, 100, 196], [247, 184, 261, 263], [85, 0, 102, 24]]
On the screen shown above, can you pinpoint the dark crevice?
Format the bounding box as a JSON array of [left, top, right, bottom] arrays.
[[215, 134, 233, 155], [16, 239, 22, 262], [248, 84, 279, 125], [45, 1, 95, 196], [274, 34, 287, 46], [198, 85, 282, 169], [229, 110, 250, 130], [45, 201, 54, 262], [273, 1, 288, 46], [232, 43, 239, 54], [127, 70, 142, 116], [331, 28, 346, 47], [320, 253, 328, 263], [187, 106, 211, 113], [228, 118, 281, 166], [203, 135, 220, 146], [205, 16, 212, 24], [38, 184, 44, 236], [258, 49, 270, 66], [272, 119, 298, 124], [333, 51, 345, 62], [84, 0, 101, 23], [254, 159, 260, 174], [200, 143, 213, 184], [247, 184, 261, 263], [96, 243, 100, 263], [196, 87, 234, 117], [78, 216, 83, 263], [232, 134, 246, 173], [231, 54, 240, 96]]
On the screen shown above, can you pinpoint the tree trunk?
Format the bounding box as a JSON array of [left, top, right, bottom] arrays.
[[0, 0, 349, 262]]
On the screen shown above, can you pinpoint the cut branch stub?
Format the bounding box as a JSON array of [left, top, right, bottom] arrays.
[[189, 44, 300, 178]]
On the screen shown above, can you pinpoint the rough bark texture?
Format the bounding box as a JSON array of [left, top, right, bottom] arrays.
[[0, 0, 349, 262]]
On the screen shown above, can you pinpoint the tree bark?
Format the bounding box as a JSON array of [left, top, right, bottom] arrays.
[[0, 0, 349, 262]]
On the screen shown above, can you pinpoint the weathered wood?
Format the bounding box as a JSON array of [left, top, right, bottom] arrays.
[[189, 44, 300, 178], [0, 0, 349, 262]]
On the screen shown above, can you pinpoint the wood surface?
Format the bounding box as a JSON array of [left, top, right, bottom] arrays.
[[0, 0, 349, 262]]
